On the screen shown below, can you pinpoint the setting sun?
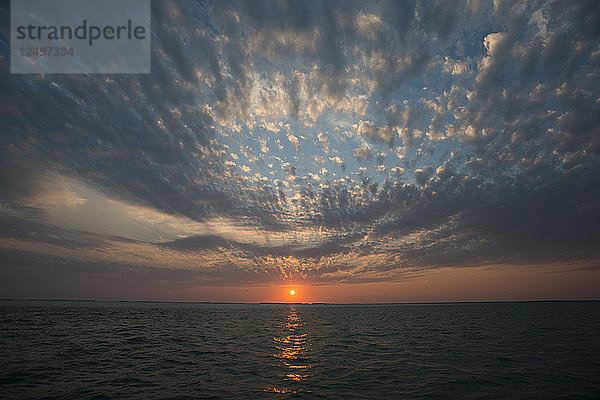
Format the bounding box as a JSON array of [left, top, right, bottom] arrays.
[[289, 289, 295, 296]]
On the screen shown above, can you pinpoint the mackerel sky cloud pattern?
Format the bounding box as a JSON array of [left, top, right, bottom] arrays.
[[0, 0, 599, 297]]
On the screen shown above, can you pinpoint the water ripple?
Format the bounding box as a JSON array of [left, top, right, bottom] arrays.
[[1, 301, 599, 399]]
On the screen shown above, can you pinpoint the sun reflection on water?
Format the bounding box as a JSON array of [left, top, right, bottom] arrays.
[[265, 306, 311, 394]]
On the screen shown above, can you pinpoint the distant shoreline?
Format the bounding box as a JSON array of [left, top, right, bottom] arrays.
[[1, 299, 598, 305]]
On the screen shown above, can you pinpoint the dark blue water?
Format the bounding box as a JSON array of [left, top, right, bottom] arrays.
[[1, 301, 599, 399]]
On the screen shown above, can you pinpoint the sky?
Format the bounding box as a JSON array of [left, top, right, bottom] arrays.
[[1, 0, 599, 302]]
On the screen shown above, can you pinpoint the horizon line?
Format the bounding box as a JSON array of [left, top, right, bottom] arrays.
[[1, 298, 599, 305]]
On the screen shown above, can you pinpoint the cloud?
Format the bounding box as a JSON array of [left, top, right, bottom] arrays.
[[354, 144, 372, 161], [287, 134, 300, 151], [1, 0, 600, 292], [357, 120, 397, 145]]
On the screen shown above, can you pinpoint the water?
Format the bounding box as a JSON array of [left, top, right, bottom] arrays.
[[1, 301, 599, 399]]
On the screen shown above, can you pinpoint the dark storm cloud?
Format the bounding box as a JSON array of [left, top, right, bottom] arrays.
[[1, 0, 600, 287]]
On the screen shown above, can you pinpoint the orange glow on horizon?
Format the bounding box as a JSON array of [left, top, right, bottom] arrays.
[[55, 262, 598, 303]]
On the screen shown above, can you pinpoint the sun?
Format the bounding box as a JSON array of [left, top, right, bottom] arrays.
[[289, 289, 296, 296]]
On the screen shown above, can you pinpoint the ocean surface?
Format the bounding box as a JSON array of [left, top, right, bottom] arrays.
[[1, 301, 599, 399]]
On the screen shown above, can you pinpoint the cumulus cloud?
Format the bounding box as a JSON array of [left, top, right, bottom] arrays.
[[357, 120, 397, 145], [353, 144, 373, 161]]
